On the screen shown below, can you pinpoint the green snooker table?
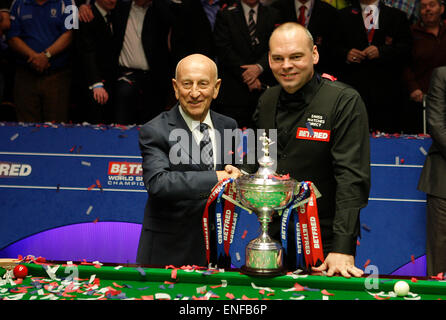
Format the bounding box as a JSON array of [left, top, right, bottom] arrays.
[[1, 259, 446, 302]]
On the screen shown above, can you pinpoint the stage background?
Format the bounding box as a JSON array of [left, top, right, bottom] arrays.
[[0, 122, 431, 276]]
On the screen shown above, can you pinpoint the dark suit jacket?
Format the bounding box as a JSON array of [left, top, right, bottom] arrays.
[[169, 0, 216, 64], [271, 0, 342, 76], [112, 0, 173, 105], [136, 105, 238, 266], [213, 2, 280, 109], [418, 67, 446, 199], [76, 4, 116, 88], [336, 1, 412, 131]]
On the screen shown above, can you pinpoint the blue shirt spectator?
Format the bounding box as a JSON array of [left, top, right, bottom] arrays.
[[7, 0, 74, 69]]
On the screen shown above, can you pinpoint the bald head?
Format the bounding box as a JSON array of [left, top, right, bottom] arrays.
[[269, 22, 314, 51], [175, 54, 218, 82]]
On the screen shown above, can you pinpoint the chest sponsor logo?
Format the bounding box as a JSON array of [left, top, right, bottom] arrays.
[[306, 114, 326, 128], [296, 127, 330, 142]]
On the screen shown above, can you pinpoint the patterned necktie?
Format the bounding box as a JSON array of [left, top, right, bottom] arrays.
[[364, 8, 375, 45], [248, 9, 257, 46], [105, 13, 113, 34], [199, 123, 214, 170], [298, 5, 306, 26]]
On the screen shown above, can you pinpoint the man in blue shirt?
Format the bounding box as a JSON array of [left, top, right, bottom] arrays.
[[7, 0, 74, 123]]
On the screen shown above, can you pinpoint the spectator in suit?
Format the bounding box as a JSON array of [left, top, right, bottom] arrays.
[[402, 0, 446, 134], [76, 0, 117, 124], [112, 0, 172, 125], [418, 66, 446, 276], [336, 0, 412, 133], [271, 0, 342, 76], [213, 0, 280, 129], [7, 0, 74, 123], [169, 0, 221, 64], [136, 54, 241, 267]]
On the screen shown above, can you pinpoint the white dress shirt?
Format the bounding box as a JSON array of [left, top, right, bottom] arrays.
[[118, 1, 150, 71]]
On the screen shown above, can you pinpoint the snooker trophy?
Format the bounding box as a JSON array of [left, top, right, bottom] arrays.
[[235, 133, 298, 276]]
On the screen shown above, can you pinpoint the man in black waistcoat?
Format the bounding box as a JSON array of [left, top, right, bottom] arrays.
[[253, 22, 371, 277]]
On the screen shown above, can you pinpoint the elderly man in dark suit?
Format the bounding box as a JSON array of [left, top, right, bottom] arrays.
[[136, 54, 241, 267], [418, 66, 446, 277], [213, 0, 280, 129]]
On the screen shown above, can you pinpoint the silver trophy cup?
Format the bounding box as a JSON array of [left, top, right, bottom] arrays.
[[235, 134, 298, 276]]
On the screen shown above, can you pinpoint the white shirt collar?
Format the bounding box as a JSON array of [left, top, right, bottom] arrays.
[[94, 2, 109, 18], [360, 0, 379, 12], [178, 105, 214, 134], [241, 1, 259, 20], [295, 0, 314, 9]]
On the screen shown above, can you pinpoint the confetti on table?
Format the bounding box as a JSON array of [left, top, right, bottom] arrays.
[[373, 294, 390, 300], [321, 289, 334, 296], [282, 282, 305, 292], [196, 285, 207, 294], [410, 277, 418, 283], [251, 282, 274, 292], [155, 293, 171, 300]]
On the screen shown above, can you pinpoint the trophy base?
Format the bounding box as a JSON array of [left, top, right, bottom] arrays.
[[240, 265, 285, 277]]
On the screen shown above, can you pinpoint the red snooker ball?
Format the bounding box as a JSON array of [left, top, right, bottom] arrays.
[[13, 265, 28, 278]]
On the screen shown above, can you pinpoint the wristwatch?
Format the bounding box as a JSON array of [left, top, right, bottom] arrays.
[[43, 50, 51, 59]]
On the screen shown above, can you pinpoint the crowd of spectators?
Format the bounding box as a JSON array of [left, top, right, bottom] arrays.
[[0, 0, 444, 133]]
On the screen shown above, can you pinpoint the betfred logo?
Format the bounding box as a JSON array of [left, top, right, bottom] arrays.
[[108, 162, 142, 176], [0, 162, 32, 177], [296, 128, 330, 142]]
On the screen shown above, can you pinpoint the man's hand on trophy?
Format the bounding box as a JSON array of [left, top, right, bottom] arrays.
[[224, 165, 241, 179], [216, 165, 241, 181], [311, 253, 364, 278]]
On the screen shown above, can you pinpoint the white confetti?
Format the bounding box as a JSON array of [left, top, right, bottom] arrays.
[[10, 133, 19, 141], [155, 293, 171, 300], [81, 161, 91, 166], [395, 156, 400, 165], [86, 205, 93, 215], [419, 146, 427, 155], [251, 282, 274, 292]]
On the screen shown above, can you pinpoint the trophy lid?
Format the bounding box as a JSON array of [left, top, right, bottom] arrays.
[[236, 133, 296, 190]]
